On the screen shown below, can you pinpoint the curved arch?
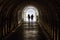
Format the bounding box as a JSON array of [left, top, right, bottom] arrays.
[[22, 5, 39, 22]]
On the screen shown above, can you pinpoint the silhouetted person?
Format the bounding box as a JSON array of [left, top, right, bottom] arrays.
[[28, 14, 30, 21], [31, 14, 34, 21]]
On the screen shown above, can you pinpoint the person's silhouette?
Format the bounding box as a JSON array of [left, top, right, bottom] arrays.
[[31, 14, 34, 21], [28, 14, 30, 21]]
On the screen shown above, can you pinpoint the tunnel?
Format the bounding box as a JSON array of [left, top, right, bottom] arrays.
[[0, 0, 60, 40]]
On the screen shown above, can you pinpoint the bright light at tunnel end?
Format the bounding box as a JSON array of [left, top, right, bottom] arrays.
[[22, 6, 39, 22]]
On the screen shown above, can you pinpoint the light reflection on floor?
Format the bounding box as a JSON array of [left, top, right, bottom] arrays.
[[23, 22, 39, 40]]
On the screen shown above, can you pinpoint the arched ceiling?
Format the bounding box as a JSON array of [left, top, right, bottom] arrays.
[[0, 0, 59, 27]]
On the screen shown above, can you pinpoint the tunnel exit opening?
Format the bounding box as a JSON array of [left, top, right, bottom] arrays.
[[22, 6, 39, 22]]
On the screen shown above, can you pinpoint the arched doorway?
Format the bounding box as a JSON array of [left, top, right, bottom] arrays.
[[22, 6, 39, 22]]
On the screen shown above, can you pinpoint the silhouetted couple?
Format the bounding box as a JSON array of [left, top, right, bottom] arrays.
[[28, 14, 34, 21]]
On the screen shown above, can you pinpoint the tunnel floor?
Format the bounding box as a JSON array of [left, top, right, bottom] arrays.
[[4, 22, 48, 40]]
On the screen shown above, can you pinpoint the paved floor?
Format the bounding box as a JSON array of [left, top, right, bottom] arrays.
[[4, 22, 48, 40]]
